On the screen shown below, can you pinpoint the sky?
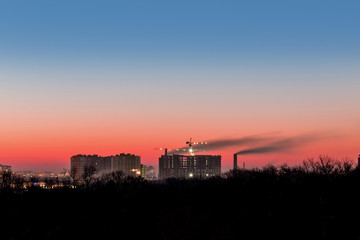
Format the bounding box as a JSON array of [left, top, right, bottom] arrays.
[[0, 0, 359, 172]]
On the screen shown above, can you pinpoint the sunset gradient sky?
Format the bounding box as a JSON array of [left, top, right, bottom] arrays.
[[1, 0, 359, 171]]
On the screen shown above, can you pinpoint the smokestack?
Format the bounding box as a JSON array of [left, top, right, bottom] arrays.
[[358, 155, 360, 167], [165, 148, 168, 157], [243, 162, 245, 169], [233, 153, 237, 170]]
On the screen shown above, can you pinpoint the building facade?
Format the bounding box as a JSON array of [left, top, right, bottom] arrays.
[[71, 153, 141, 180], [111, 154, 141, 176], [146, 165, 156, 180], [0, 164, 12, 181], [159, 154, 221, 180], [0, 164, 11, 172]]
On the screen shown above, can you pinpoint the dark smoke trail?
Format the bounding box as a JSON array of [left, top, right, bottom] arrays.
[[169, 135, 277, 154], [235, 134, 323, 155]]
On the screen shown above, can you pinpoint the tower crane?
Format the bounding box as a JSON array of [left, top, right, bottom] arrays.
[[155, 138, 208, 156]]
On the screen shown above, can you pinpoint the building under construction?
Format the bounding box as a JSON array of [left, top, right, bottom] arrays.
[[159, 153, 221, 180], [71, 153, 143, 180]]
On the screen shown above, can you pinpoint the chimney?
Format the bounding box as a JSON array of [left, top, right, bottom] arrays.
[[358, 155, 360, 167], [233, 154, 238, 170], [165, 148, 168, 157]]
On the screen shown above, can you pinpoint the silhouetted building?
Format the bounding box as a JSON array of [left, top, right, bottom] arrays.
[[146, 165, 156, 180], [233, 154, 238, 170], [0, 164, 11, 172], [111, 154, 141, 176], [159, 154, 221, 180], [71, 153, 141, 180], [140, 164, 147, 179], [0, 164, 12, 180]]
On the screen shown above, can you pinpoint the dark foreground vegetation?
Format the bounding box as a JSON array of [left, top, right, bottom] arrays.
[[1, 156, 360, 240]]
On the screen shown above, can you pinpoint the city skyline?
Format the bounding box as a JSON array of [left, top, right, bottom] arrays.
[[1, 1, 359, 171]]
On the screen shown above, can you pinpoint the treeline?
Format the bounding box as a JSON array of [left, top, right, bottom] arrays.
[[1, 155, 356, 191], [1, 155, 360, 240]]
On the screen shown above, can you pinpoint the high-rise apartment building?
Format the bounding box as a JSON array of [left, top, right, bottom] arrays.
[[159, 154, 221, 180], [0, 164, 11, 172], [71, 153, 141, 180]]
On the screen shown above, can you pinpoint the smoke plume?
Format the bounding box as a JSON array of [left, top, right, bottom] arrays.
[[235, 134, 325, 155], [168, 132, 334, 155], [169, 134, 277, 154]]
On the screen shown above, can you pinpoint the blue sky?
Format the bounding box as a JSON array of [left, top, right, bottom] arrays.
[[1, 1, 359, 67], [1, 0, 359, 91], [0, 1, 359, 170]]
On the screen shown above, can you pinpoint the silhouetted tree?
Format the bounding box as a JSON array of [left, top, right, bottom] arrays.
[[335, 157, 354, 175], [0, 170, 15, 190], [12, 175, 25, 190], [70, 167, 78, 186], [61, 176, 71, 187], [303, 155, 354, 175], [82, 165, 97, 189], [262, 164, 278, 175], [101, 171, 124, 184], [54, 176, 61, 187], [279, 163, 291, 175], [1, 155, 360, 239], [44, 177, 55, 189], [29, 176, 39, 188]]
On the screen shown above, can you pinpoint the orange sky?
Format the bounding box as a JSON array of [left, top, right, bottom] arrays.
[[1, 0, 360, 173], [1, 110, 358, 172]]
